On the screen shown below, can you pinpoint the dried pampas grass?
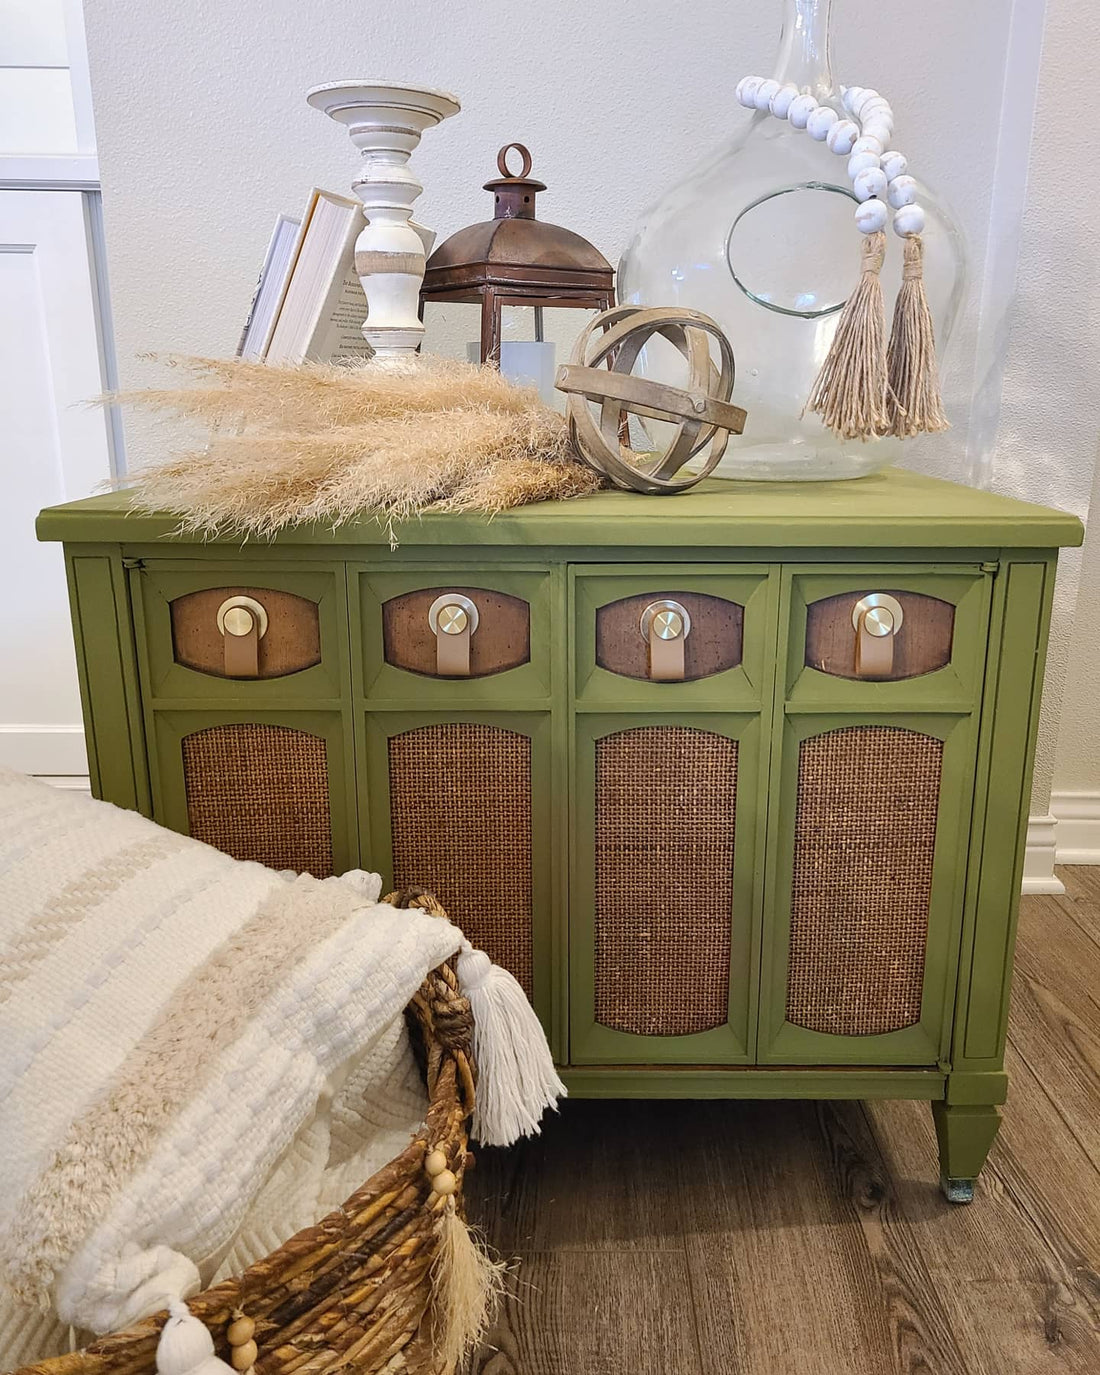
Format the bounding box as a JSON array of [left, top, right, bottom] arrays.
[[114, 355, 603, 539]]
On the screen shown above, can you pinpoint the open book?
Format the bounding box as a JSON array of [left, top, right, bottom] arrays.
[[241, 189, 371, 365]]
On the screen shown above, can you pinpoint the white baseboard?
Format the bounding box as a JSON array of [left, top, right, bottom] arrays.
[[0, 724, 87, 775], [1051, 790, 1100, 865], [40, 775, 92, 793], [1022, 813, 1065, 894]]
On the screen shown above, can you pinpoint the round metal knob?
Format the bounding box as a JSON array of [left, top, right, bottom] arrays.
[[428, 592, 480, 637], [216, 594, 269, 639], [222, 606, 255, 637], [651, 608, 684, 640], [862, 605, 895, 637], [640, 599, 692, 642], [436, 603, 469, 636], [851, 593, 904, 636]]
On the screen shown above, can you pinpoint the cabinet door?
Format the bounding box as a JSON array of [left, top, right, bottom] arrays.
[[570, 713, 765, 1064], [150, 709, 357, 877], [759, 564, 990, 1065], [758, 712, 978, 1064], [362, 711, 555, 1036]]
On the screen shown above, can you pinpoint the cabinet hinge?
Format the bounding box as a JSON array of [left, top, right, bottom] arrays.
[[980, 561, 999, 575], [122, 557, 144, 570]]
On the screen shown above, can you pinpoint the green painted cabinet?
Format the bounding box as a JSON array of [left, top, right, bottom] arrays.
[[39, 469, 1083, 1200]]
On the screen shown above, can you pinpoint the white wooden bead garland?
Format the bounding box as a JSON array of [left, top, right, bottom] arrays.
[[736, 76, 924, 240], [734, 73, 948, 441]]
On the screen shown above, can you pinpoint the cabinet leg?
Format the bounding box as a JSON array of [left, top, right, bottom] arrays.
[[932, 1101, 1002, 1203]]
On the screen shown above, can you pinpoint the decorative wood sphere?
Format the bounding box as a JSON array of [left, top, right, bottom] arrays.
[[556, 305, 748, 495]]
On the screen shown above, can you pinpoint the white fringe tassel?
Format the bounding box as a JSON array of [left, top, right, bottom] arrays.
[[155, 1300, 235, 1374], [456, 942, 566, 1147]]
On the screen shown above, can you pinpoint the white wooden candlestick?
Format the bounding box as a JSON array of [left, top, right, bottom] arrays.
[[306, 80, 460, 359]]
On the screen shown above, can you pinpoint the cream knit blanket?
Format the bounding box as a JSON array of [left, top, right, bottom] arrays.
[[0, 769, 463, 1362]]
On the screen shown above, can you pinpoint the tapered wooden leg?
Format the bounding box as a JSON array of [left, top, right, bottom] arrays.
[[932, 1101, 1002, 1203]]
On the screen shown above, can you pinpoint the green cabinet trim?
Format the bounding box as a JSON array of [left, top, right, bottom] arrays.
[[563, 1067, 947, 1100], [37, 471, 1085, 549], [66, 547, 151, 814], [41, 472, 1084, 1194]]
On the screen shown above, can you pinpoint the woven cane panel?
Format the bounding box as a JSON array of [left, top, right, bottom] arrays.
[[786, 726, 942, 1037], [181, 724, 334, 876], [594, 727, 736, 1037], [389, 724, 533, 996]]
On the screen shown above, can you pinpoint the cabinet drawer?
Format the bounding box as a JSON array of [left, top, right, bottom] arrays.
[[133, 562, 348, 703], [572, 567, 775, 709], [783, 567, 992, 709], [356, 569, 552, 702]]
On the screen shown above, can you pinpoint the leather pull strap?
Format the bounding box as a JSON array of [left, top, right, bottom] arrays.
[[643, 602, 688, 682], [435, 622, 471, 677], [855, 609, 895, 678], [222, 609, 260, 677], [648, 624, 685, 681]]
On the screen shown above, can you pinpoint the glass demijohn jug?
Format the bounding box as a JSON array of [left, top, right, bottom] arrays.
[[617, 0, 966, 480]]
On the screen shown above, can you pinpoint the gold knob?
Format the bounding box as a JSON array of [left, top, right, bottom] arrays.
[[862, 605, 895, 637], [436, 603, 469, 636], [651, 608, 684, 640], [222, 606, 255, 637]]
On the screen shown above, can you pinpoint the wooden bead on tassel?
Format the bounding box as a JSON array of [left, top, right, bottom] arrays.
[[227, 1315, 254, 1345]]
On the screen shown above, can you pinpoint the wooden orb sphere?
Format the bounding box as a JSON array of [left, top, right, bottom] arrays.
[[556, 305, 747, 495]]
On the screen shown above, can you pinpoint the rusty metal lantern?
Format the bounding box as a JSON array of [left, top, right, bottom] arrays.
[[421, 142, 614, 366]]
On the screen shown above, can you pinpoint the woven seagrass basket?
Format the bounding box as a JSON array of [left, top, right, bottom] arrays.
[[10, 890, 476, 1375]]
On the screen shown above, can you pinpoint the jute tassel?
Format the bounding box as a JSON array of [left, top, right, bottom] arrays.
[[431, 1200, 505, 1368], [885, 234, 949, 437], [806, 230, 889, 441]]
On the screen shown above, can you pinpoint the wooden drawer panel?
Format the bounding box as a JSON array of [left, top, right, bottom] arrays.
[[382, 585, 530, 679], [804, 589, 954, 682], [357, 568, 552, 703], [573, 567, 774, 710], [595, 591, 742, 682], [783, 567, 991, 710], [171, 585, 321, 679], [134, 562, 347, 703]]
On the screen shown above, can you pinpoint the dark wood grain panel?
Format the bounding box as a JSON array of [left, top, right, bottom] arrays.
[[806, 589, 955, 681], [595, 591, 743, 681], [382, 586, 530, 678], [171, 585, 321, 679]]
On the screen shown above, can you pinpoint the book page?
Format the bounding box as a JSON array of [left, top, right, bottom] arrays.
[[306, 264, 371, 362]]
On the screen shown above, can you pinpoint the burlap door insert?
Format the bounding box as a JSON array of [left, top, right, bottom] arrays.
[[594, 726, 737, 1036], [388, 722, 534, 996], [786, 725, 942, 1037], [181, 723, 334, 876]]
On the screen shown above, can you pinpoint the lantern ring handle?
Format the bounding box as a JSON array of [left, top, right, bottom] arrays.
[[497, 142, 533, 179]]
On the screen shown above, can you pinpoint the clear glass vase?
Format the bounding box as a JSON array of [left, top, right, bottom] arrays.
[[617, 0, 967, 480]]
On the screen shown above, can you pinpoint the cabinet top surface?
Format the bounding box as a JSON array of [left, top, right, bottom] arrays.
[[37, 467, 1083, 550]]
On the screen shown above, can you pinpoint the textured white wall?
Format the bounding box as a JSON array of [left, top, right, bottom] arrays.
[[81, 0, 1100, 803], [987, 0, 1100, 803], [84, 0, 1012, 472]]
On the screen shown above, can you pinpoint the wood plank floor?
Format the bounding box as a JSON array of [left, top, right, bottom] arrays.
[[465, 869, 1100, 1374]]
